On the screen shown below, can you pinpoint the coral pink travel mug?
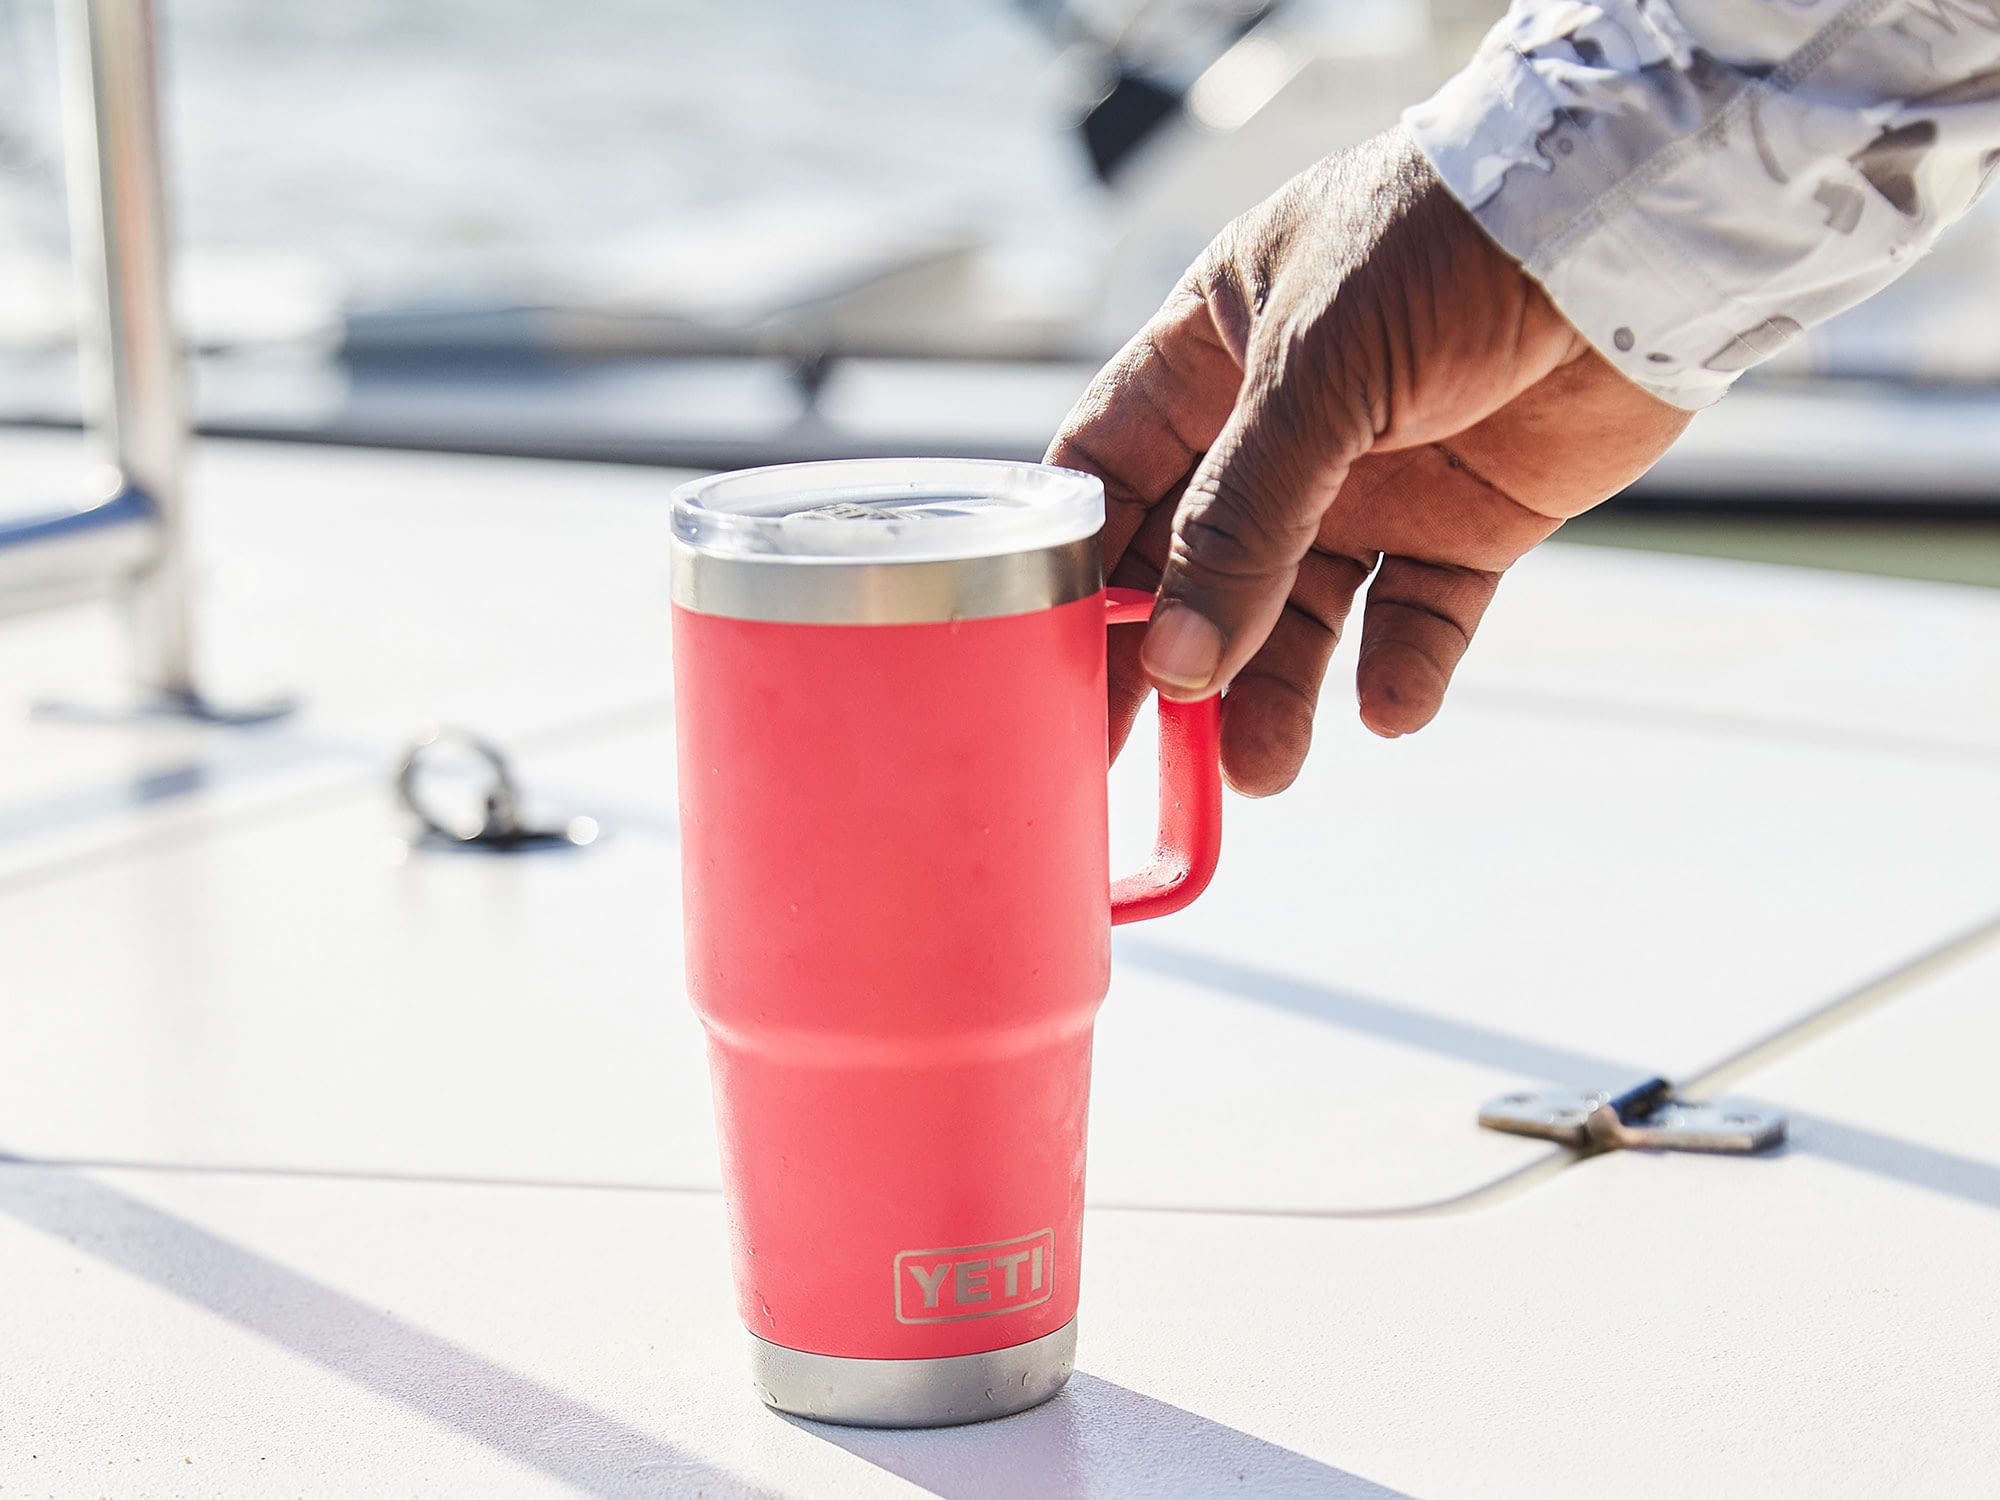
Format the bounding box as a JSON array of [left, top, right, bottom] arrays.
[[671, 459, 1221, 1427]]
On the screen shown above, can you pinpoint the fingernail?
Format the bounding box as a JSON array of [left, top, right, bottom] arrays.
[[1142, 605, 1223, 698]]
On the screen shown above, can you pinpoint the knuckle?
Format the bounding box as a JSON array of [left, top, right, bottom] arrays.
[[1172, 491, 1310, 587], [1247, 320, 1310, 390], [1247, 317, 1379, 449], [1191, 244, 1260, 357], [1373, 561, 1502, 634]]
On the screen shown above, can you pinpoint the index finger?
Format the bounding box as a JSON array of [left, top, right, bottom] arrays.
[[1044, 288, 1243, 578]]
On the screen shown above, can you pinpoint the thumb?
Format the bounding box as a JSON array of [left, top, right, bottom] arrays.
[[1142, 374, 1359, 701]]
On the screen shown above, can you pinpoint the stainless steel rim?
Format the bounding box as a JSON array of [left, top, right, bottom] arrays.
[[670, 536, 1101, 625], [749, 1319, 1077, 1428]]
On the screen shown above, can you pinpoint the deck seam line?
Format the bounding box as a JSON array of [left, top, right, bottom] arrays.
[[0, 1149, 1580, 1222], [1678, 903, 2000, 1099], [0, 695, 675, 898]]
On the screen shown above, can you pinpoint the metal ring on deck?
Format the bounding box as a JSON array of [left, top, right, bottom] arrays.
[[396, 726, 596, 850]]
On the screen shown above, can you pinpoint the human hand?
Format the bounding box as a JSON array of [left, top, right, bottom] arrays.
[[1048, 128, 1691, 795]]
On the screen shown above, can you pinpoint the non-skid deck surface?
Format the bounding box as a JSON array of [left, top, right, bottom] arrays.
[[3, 432, 1996, 1496]]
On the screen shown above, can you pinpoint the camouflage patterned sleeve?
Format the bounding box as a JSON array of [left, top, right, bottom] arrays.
[[1402, 1, 2000, 408]]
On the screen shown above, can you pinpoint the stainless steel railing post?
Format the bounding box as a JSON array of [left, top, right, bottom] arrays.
[[53, 0, 191, 698]]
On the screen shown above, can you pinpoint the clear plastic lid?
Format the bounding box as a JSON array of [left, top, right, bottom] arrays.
[[671, 458, 1104, 564]]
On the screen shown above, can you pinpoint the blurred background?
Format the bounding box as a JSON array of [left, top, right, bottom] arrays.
[[1, 0, 1997, 584]]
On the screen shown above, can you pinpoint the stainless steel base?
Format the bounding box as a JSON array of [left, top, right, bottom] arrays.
[[749, 1319, 1077, 1428]]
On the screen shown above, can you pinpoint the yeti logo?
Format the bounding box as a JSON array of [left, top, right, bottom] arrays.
[[894, 1229, 1054, 1324]]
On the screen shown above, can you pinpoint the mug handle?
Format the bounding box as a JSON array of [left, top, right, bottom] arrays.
[[1104, 587, 1222, 926]]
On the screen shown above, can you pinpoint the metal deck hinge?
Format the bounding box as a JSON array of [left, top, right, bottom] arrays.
[[1479, 1077, 1786, 1155]]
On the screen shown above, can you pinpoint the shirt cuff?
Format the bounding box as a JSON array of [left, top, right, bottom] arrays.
[[1403, 46, 1745, 411]]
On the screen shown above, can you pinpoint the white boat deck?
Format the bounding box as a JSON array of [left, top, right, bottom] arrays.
[[4, 431, 1998, 1497]]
